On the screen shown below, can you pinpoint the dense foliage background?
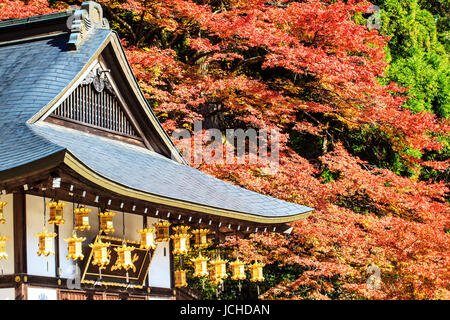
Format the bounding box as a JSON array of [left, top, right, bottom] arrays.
[[1, 0, 448, 299]]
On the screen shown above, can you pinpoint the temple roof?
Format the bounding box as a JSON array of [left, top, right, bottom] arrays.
[[0, 4, 313, 225]]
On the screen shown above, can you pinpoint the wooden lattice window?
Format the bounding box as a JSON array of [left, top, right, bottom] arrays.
[[51, 68, 139, 138]]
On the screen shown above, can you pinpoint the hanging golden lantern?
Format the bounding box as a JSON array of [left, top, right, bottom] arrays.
[[230, 258, 246, 280], [64, 231, 86, 261], [171, 226, 192, 255], [249, 261, 265, 282], [137, 228, 156, 250], [0, 236, 9, 259], [0, 201, 7, 224], [192, 253, 209, 278], [34, 229, 57, 256], [154, 221, 171, 242], [74, 207, 91, 231], [192, 228, 211, 248], [89, 237, 111, 268], [98, 211, 116, 234], [174, 269, 188, 288], [48, 201, 66, 226], [210, 256, 228, 285], [112, 242, 136, 272]]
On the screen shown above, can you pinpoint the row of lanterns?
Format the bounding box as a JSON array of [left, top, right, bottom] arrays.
[[32, 202, 159, 274], [1, 199, 266, 289], [175, 255, 265, 287], [168, 225, 265, 288]]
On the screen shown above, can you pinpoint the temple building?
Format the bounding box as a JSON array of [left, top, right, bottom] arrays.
[[0, 2, 313, 300]]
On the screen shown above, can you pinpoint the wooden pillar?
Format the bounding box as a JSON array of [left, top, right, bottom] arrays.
[[169, 238, 175, 293], [54, 224, 60, 278], [13, 191, 27, 300], [13, 191, 27, 275]]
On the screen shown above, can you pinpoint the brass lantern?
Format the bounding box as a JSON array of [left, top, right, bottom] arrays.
[[64, 231, 86, 261], [89, 237, 111, 268], [0, 201, 7, 224], [48, 201, 66, 225], [249, 261, 265, 282], [112, 242, 136, 272], [210, 256, 228, 285], [192, 228, 210, 248], [34, 229, 57, 256], [98, 211, 116, 234], [192, 253, 209, 278], [137, 228, 156, 250], [74, 207, 91, 231], [171, 226, 192, 255], [230, 258, 246, 280], [174, 269, 188, 288], [0, 236, 9, 259], [154, 221, 170, 242]]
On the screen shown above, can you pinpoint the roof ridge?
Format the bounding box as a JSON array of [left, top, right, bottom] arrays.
[[0, 10, 74, 29]]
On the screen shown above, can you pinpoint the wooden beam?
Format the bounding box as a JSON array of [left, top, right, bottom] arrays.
[[54, 224, 60, 279], [13, 191, 27, 275]]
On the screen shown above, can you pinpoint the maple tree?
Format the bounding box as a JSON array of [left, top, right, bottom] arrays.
[[1, 0, 448, 299]]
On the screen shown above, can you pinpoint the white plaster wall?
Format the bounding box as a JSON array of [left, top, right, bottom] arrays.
[[26, 194, 56, 277], [57, 201, 75, 278], [25, 195, 171, 287], [0, 194, 14, 275], [0, 288, 15, 300], [125, 212, 142, 242], [147, 216, 171, 288]]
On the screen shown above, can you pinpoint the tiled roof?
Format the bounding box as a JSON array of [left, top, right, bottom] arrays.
[[0, 13, 313, 220], [30, 122, 312, 218], [0, 30, 110, 124]]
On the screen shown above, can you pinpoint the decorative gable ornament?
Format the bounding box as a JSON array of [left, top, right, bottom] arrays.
[[81, 67, 115, 95], [67, 1, 110, 50]]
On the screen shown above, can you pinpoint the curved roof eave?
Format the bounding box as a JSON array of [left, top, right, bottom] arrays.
[[0, 149, 313, 225]]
